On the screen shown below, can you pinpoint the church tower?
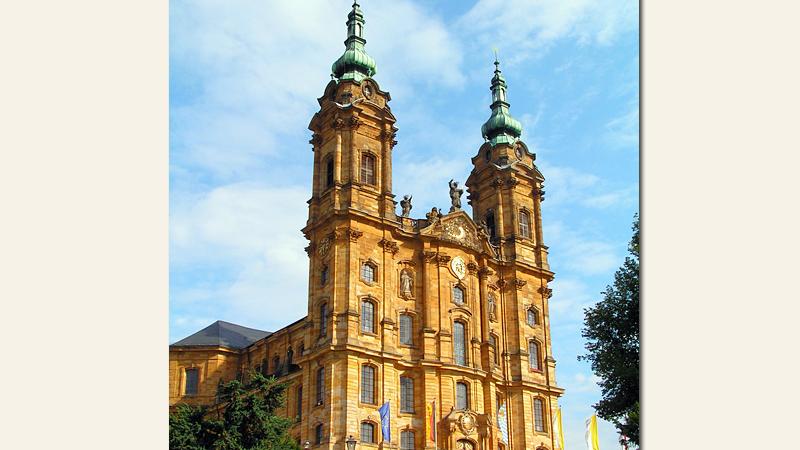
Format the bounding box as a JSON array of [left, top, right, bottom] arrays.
[[171, 4, 563, 450]]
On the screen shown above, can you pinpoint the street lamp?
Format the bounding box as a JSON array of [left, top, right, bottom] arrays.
[[346, 434, 357, 450], [303, 441, 310, 449]]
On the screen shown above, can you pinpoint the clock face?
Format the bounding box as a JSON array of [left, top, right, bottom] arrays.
[[515, 146, 524, 159], [450, 256, 467, 280]]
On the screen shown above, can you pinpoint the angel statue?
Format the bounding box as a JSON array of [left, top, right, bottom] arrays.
[[449, 179, 464, 212], [400, 195, 413, 218]]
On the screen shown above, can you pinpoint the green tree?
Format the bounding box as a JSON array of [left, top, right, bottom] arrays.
[[580, 215, 640, 447], [169, 371, 301, 450]]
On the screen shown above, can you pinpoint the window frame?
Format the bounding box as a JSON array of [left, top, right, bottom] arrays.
[[518, 208, 532, 239], [533, 397, 547, 433], [325, 156, 334, 188], [400, 430, 416, 450], [319, 302, 328, 338], [455, 381, 469, 410], [360, 364, 377, 405], [529, 339, 542, 371], [360, 421, 376, 444], [453, 320, 468, 366], [360, 152, 377, 186], [360, 298, 377, 334], [360, 260, 378, 284], [400, 376, 414, 413], [315, 366, 325, 406], [452, 284, 466, 306], [183, 367, 199, 396], [399, 313, 413, 346], [526, 307, 539, 327], [315, 423, 324, 445]]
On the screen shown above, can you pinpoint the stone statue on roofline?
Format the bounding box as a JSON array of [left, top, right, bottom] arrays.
[[400, 195, 413, 217], [449, 179, 463, 212]]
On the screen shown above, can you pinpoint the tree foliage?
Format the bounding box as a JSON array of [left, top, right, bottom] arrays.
[[169, 371, 301, 450], [580, 214, 640, 446]]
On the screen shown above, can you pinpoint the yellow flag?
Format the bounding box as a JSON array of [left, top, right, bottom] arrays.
[[552, 407, 565, 449], [425, 402, 433, 442], [585, 414, 600, 450]]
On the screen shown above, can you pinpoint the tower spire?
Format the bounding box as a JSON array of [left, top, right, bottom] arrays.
[[481, 56, 523, 146], [331, 0, 377, 82]]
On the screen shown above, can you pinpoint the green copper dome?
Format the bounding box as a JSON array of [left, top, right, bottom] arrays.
[[331, 1, 377, 82], [481, 58, 523, 146]]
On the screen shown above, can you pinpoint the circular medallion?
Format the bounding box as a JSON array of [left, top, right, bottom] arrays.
[[363, 84, 373, 99], [450, 256, 467, 280], [317, 236, 331, 257], [459, 413, 476, 435]]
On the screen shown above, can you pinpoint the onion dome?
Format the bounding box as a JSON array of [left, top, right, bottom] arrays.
[[481, 58, 523, 146], [331, 1, 377, 82]]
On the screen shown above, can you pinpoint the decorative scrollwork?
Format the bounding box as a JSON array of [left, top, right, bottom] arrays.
[[515, 279, 527, 290], [378, 238, 399, 255]]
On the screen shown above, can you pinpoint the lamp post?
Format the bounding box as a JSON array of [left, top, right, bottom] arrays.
[[346, 434, 357, 450]]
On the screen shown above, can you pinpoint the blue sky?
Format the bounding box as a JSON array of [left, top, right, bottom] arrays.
[[170, 1, 639, 448]]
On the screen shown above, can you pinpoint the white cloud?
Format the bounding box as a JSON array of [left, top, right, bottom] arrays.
[[170, 183, 310, 330], [605, 106, 640, 150], [545, 221, 620, 276], [457, 0, 638, 64], [538, 163, 636, 210], [566, 372, 602, 393]]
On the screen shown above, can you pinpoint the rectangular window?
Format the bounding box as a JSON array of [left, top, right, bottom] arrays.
[[401, 430, 415, 450], [489, 335, 499, 364], [361, 154, 376, 185], [361, 263, 376, 282], [315, 424, 324, 444], [456, 382, 468, 410], [519, 210, 531, 238], [534, 399, 546, 432], [361, 300, 375, 333], [400, 376, 414, 412], [453, 321, 466, 366], [316, 367, 325, 405], [361, 365, 375, 404], [325, 159, 334, 188], [529, 341, 541, 370], [453, 286, 464, 305], [320, 303, 328, 337], [399, 314, 413, 345], [184, 368, 198, 395], [296, 386, 302, 420]]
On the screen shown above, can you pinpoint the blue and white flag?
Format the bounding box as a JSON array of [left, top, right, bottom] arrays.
[[378, 401, 391, 443]]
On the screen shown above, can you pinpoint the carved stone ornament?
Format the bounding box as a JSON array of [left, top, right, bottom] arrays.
[[449, 179, 464, 212], [456, 439, 475, 450], [538, 286, 553, 299], [331, 116, 345, 130], [458, 412, 477, 436], [535, 444, 549, 450], [440, 215, 482, 253], [450, 256, 467, 279], [378, 238, 399, 255], [335, 227, 363, 242], [466, 261, 478, 274], [309, 133, 323, 147], [423, 250, 439, 263], [477, 266, 493, 279], [317, 236, 332, 257], [437, 254, 452, 267], [362, 83, 374, 99], [399, 195, 413, 218], [515, 279, 527, 290], [348, 115, 361, 129]]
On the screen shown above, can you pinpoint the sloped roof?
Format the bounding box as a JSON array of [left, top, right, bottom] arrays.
[[170, 320, 271, 350]]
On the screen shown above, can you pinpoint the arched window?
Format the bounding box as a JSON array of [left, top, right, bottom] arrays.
[[361, 153, 376, 185], [452, 285, 465, 305], [315, 423, 324, 444], [455, 381, 469, 410], [361, 299, 376, 333], [485, 211, 496, 239], [361, 365, 376, 404], [519, 209, 531, 238], [361, 261, 376, 283], [529, 340, 541, 371], [453, 321, 467, 366], [489, 334, 499, 364], [400, 376, 414, 412], [296, 385, 302, 420], [315, 366, 325, 405], [325, 157, 334, 188], [533, 398, 546, 432], [401, 430, 415, 450], [527, 307, 539, 327], [360, 422, 376, 443], [399, 313, 413, 345], [320, 265, 328, 286], [319, 303, 328, 337]]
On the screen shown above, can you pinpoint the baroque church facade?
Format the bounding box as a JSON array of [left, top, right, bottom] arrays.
[[169, 3, 563, 450]]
